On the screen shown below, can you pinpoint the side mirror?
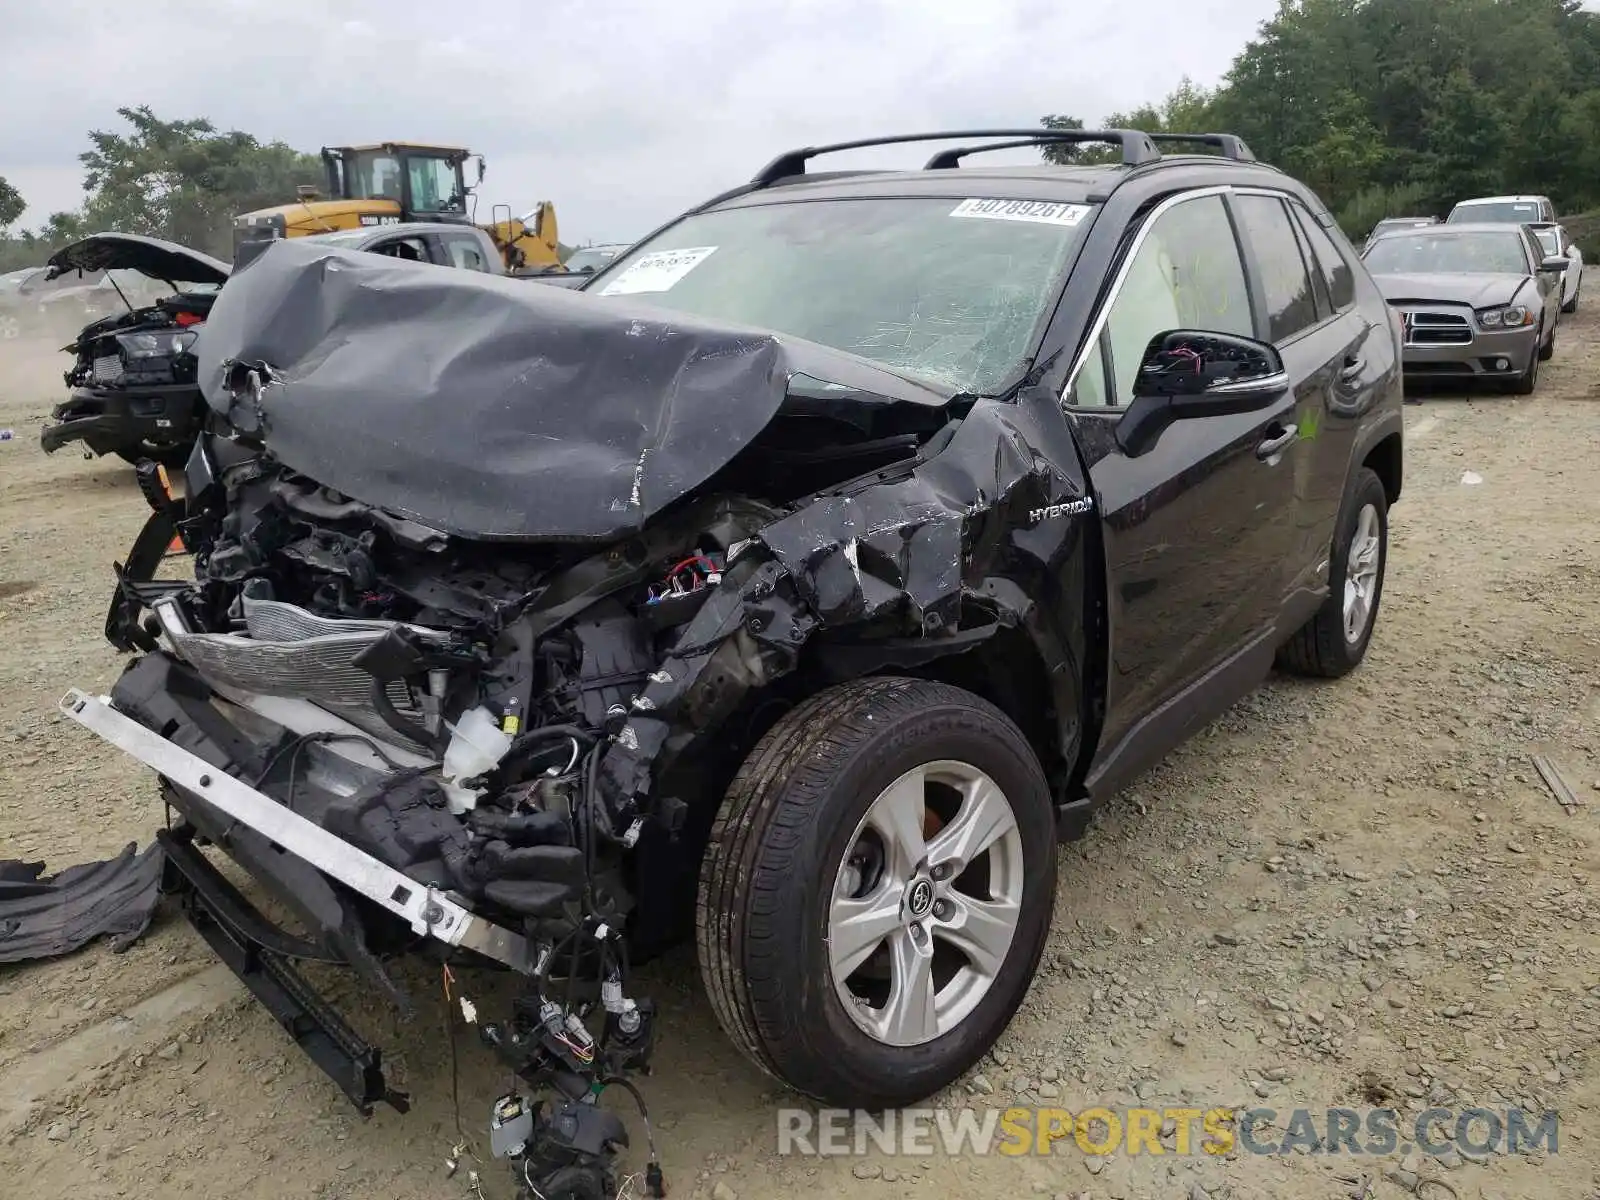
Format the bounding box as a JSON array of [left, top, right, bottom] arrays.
[[1116, 329, 1290, 458], [1539, 255, 1569, 273]]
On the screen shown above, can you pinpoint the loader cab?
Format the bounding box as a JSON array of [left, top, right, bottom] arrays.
[[321, 143, 481, 223]]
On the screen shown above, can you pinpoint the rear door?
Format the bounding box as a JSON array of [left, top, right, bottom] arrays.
[[1062, 188, 1302, 770], [1240, 192, 1376, 614]]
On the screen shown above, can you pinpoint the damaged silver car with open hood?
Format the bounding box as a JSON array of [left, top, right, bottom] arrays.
[[57, 128, 1404, 1200], [38, 233, 231, 465]]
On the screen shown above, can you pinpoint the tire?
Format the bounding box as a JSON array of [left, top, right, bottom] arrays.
[[1562, 287, 1578, 315], [1276, 465, 1388, 679], [696, 675, 1057, 1109], [115, 440, 190, 469], [1507, 331, 1541, 395], [1537, 319, 1555, 362]]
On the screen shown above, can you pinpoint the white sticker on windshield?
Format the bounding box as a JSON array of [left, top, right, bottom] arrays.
[[598, 246, 717, 296], [950, 198, 1090, 226]]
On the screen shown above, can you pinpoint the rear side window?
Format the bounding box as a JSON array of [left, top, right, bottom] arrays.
[[1291, 206, 1356, 312], [445, 235, 491, 272], [1232, 194, 1319, 341]]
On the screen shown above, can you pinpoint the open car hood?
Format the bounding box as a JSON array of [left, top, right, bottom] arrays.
[[196, 238, 955, 543], [46, 233, 231, 287]]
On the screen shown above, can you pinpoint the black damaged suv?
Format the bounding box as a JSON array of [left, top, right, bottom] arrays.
[[64, 128, 1401, 1189]]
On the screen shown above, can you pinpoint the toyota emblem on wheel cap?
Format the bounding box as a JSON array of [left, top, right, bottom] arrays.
[[908, 878, 934, 918]]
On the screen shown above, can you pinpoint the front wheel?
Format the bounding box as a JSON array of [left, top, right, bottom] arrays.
[[1276, 465, 1389, 679], [1507, 333, 1542, 395], [696, 676, 1058, 1109]]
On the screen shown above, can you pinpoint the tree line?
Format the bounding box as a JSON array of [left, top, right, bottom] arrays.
[[0, 107, 318, 272], [5, 0, 1599, 273], [1044, 0, 1600, 244]]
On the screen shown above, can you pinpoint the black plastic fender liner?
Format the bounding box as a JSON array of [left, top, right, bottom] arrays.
[[156, 827, 411, 1118], [0, 842, 166, 964]]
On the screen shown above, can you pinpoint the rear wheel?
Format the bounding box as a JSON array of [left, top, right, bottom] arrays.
[[696, 676, 1058, 1109], [1276, 466, 1388, 679]]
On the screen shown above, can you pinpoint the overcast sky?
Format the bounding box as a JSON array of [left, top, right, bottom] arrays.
[[2, 0, 1279, 245]]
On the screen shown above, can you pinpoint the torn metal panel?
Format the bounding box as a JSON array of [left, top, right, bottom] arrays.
[[194, 238, 953, 544], [600, 395, 1096, 816], [0, 842, 165, 963]]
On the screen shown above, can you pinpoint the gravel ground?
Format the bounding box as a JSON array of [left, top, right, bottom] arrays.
[[1, 296, 1596, 1200]]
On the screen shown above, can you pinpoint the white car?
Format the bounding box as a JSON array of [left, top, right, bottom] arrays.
[[1529, 222, 1583, 313], [1446, 194, 1557, 225]]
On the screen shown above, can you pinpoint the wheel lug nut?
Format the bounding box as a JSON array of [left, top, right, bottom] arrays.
[[932, 900, 952, 920]]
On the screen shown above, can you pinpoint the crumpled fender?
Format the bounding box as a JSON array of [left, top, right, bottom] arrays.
[[599, 393, 1097, 821]]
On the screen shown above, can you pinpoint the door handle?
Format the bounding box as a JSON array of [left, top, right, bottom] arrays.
[[1256, 424, 1298, 460], [1339, 355, 1365, 382]]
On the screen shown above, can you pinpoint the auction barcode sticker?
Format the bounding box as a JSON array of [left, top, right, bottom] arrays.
[[950, 198, 1090, 226], [599, 246, 717, 295]]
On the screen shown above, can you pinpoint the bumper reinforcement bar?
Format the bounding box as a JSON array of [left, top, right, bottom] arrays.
[[157, 828, 410, 1116], [60, 688, 534, 973]]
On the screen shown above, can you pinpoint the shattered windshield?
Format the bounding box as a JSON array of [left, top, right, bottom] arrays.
[[1364, 231, 1530, 276], [591, 196, 1095, 394]]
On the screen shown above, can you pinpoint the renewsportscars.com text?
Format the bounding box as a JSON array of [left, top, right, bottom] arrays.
[[776, 1106, 1559, 1158]]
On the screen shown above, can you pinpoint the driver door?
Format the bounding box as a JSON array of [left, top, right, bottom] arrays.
[[1064, 190, 1301, 783]]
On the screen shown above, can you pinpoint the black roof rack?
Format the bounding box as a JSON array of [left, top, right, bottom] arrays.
[[751, 128, 1162, 186], [1146, 133, 1255, 162], [922, 131, 1154, 169]]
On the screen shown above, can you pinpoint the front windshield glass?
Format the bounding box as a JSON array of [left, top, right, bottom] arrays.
[[591, 196, 1095, 394], [1364, 231, 1530, 275], [1449, 201, 1540, 224], [566, 246, 622, 273]]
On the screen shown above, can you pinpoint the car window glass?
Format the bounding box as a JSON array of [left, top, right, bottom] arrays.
[[1070, 337, 1110, 408], [1292, 205, 1356, 311], [1287, 211, 1331, 317], [446, 236, 488, 271], [1094, 194, 1253, 408], [371, 237, 428, 263], [1233, 194, 1319, 341]]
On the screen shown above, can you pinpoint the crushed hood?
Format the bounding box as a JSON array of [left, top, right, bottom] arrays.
[[1371, 271, 1532, 310], [47, 233, 231, 287], [195, 238, 955, 543]]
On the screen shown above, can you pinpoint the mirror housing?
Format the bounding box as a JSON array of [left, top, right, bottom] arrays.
[[1115, 329, 1290, 458], [1539, 255, 1569, 273]]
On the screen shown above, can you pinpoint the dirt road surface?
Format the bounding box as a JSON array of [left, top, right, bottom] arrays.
[[1, 300, 1596, 1200]]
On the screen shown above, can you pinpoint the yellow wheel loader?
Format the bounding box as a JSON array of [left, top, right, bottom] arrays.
[[232, 143, 562, 272]]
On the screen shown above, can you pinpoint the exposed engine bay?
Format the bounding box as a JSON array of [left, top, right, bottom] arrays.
[[63, 291, 214, 393], [63, 238, 1093, 1199]]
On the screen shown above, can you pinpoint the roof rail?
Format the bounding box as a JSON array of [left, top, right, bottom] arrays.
[[1146, 133, 1255, 162], [751, 128, 1162, 186], [923, 131, 1156, 169]]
